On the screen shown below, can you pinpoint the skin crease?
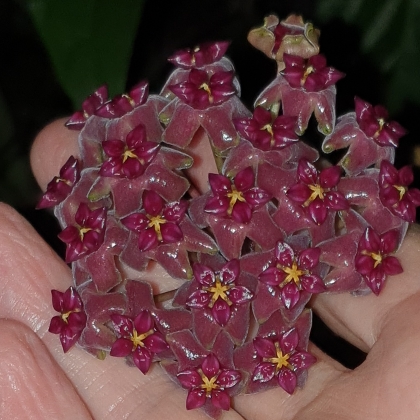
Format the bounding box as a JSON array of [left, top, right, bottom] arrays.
[[0, 119, 419, 419]]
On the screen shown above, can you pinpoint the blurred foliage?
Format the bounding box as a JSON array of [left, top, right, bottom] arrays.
[[26, 0, 145, 108], [316, 0, 420, 112]]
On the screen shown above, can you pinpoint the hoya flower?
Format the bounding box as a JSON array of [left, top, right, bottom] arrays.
[[252, 328, 316, 394], [121, 190, 188, 252], [177, 353, 241, 411], [287, 159, 349, 225], [96, 81, 149, 118], [99, 123, 160, 179], [48, 287, 87, 353], [168, 41, 230, 68], [234, 106, 298, 151], [186, 259, 253, 327], [379, 160, 420, 223], [58, 203, 107, 263], [259, 240, 325, 310], [169, 68, 236, 110], [110, 310, 169, 374], [355, 227, 403, 295], [355, 97, 407, 147], [36, 156, 80, 209], [247, 14, 320, 71], [282, 54, 345, 92], [204, 166, 271, 224], [65, 85, 109, 130]]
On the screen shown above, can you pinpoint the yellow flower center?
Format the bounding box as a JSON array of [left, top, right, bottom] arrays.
[[199, 82, 214, 104], [204, 278, 233, 308], [226, 186, 246, 216], [261, 123, 276, 147], [198, 369, 219, 396], [264, 342, 292, 372], [79, 227, 92, 241], [147, 215, 167, 241], [130, 328, 155, 349], [362, 250, 383, 268], [301, 65, 314, 86], [373, 118, 385, 138], [278, 261, 305, 288], [304, 184, 325, 206], [61, 308, 80, 324], [122, 148, 145, 165], [122, 93, 136, 107], [393, 184, 406, 201]]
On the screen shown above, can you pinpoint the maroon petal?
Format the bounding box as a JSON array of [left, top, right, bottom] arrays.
[[212, 298, 231, 326], [216, 369, 241, 388], [177, 370, 202, 388], [160, 222, 184, 243], [48, 316, 64, 334], [380, 229, 399, 254], [355, 255, 375, 276], [121, 213, 149, 233], [300, 274, 326, 293], [133, 347, 153, 374], [110, 338, 133, 357], [60, 327, 83, 353], [382, 256, 403, 276], [211, 390, 231, 411], [102, 139, 125, 157], [275, 242, 295, 267], [288, 350, 316, 369], [186, 388, 206, 410], [319, 166, 341, 188], [193, 264, 215, 286], [252, 362, 276, 382], [259, 266, 284, 286], [204, 195, 230, 215], [308, 199, 328, 225], [243, 187, 271, 209], [253, 337, 276, 358], [110, 314, 134, 336], [208, 173, 231, 194], [134, 310, 154, 333], [277, 368, 297, 394], [229, 286, 253, 304], [231, 201, 252, 224], [142, 190, 165, 216], [281, 282, 301, 309], [234, 166, 255, 191], [202, 354, 220, 378], [187, 289, 211, 308], [287, 183, 311, 204], [220, 259, 240, 284], [279, 328, 299, 354], [138, 229, 159, 252], [143, 331, 169, 353], [298, 247, 320, 270], [297, 159, 318, 184], [325, 191, 349, 211], [163, 200, 189, 222]]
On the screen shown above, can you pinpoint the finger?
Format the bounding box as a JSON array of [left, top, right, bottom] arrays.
[[30, 118, 79, 190], [0, 319, 92, 420], [311, 224, 420, 352], [0, 203, 243, 420]]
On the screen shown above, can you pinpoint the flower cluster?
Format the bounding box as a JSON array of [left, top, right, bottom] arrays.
[[42, 14, 418, 419]]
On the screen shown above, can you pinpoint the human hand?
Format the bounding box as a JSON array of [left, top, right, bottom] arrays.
[[1, 119, 420, 419]]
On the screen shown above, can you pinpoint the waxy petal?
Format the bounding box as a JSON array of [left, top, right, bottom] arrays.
[[253, 337, 276, 358], [212, 298, 231, 326], [202, 353, 220, 378], [280, 328, 299, 354], [278, 368, 297, 394], [211, 390, 231, 411], [281, 282, 301, 309], [160, 222, 184, 243], [187, 289, 212, 308], [186, 388, 206, 410], [288, 350, 316, 369], [134, 310, 154, 333], [193, 264, 216, 286], [252, 362, 276, 382], [177, 370, 202, 388], [133, 347, 153, 374], [138, 229, 159, 251], [110, 338, 133, 357]]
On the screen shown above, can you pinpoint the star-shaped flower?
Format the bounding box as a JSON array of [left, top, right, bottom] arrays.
[[48, 287, 87, 353], [58, 203, 107, 263], [355, 227, 403, 295], [287, 159, 349, 225], [110, 310, 169, 374]]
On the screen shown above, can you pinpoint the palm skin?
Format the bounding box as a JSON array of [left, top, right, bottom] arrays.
[[1, 119, 420, 419]]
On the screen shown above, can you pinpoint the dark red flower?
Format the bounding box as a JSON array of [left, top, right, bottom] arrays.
[[36, 156, 80, 209], [99, 124, 159, 179], [110, 310, 169, 374], [96, 81, 149, 118], [252, 328, 316, 394], [287, 159, 349, 225], [65, 85, 109, 130], [355, 227, 403, 295], [355, 97, 407, 147], [177, 353, 241, 411], [169, 69, 236, 109], [58, 203, 107, 263], [204, 166, 271, 224], [379, 160, 420, 222], [234, 106, 298, 151], [48, 287, 87, 353], [259, 240, 325, 309], [282, 54, 344, 92], [168, 41, 230, 69], [121, 190, 188, 252], [186, 259, 253, 327]]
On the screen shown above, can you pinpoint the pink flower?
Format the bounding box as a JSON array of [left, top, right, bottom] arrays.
[[48, 287, 87, 353], [379, 160, 420, 222], [99, 124, 160, 179], [96, 81, 149, 118], [204, 166, 271, 224], [259, 240, 325, 309], [234, 106, 298, 151], [186, 259, 253, 327], [355, 97, 407, 147], [110, 310, 169, 374], [121, 190, 187, 252], [36, 156, 80, 209], [58, 203, 107, 263], [282, 54, 345, 92], [252, 328, 316, 394], [169, 68, 236, 109], [65, 85, 109, 130], [355, 227, 403, 295], [287, 159, 349, 225], [168, 41, 230, 68], [177, 353, 241, 411]]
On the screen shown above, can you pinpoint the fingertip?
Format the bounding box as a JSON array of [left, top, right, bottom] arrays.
[[30, 118, 80, 190]]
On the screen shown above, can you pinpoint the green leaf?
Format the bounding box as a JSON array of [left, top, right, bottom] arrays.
[[316, 0, 420, 112], [26, 0, 145, 108]]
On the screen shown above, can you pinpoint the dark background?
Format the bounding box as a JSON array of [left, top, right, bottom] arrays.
[[1, 0, 419, 369]]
